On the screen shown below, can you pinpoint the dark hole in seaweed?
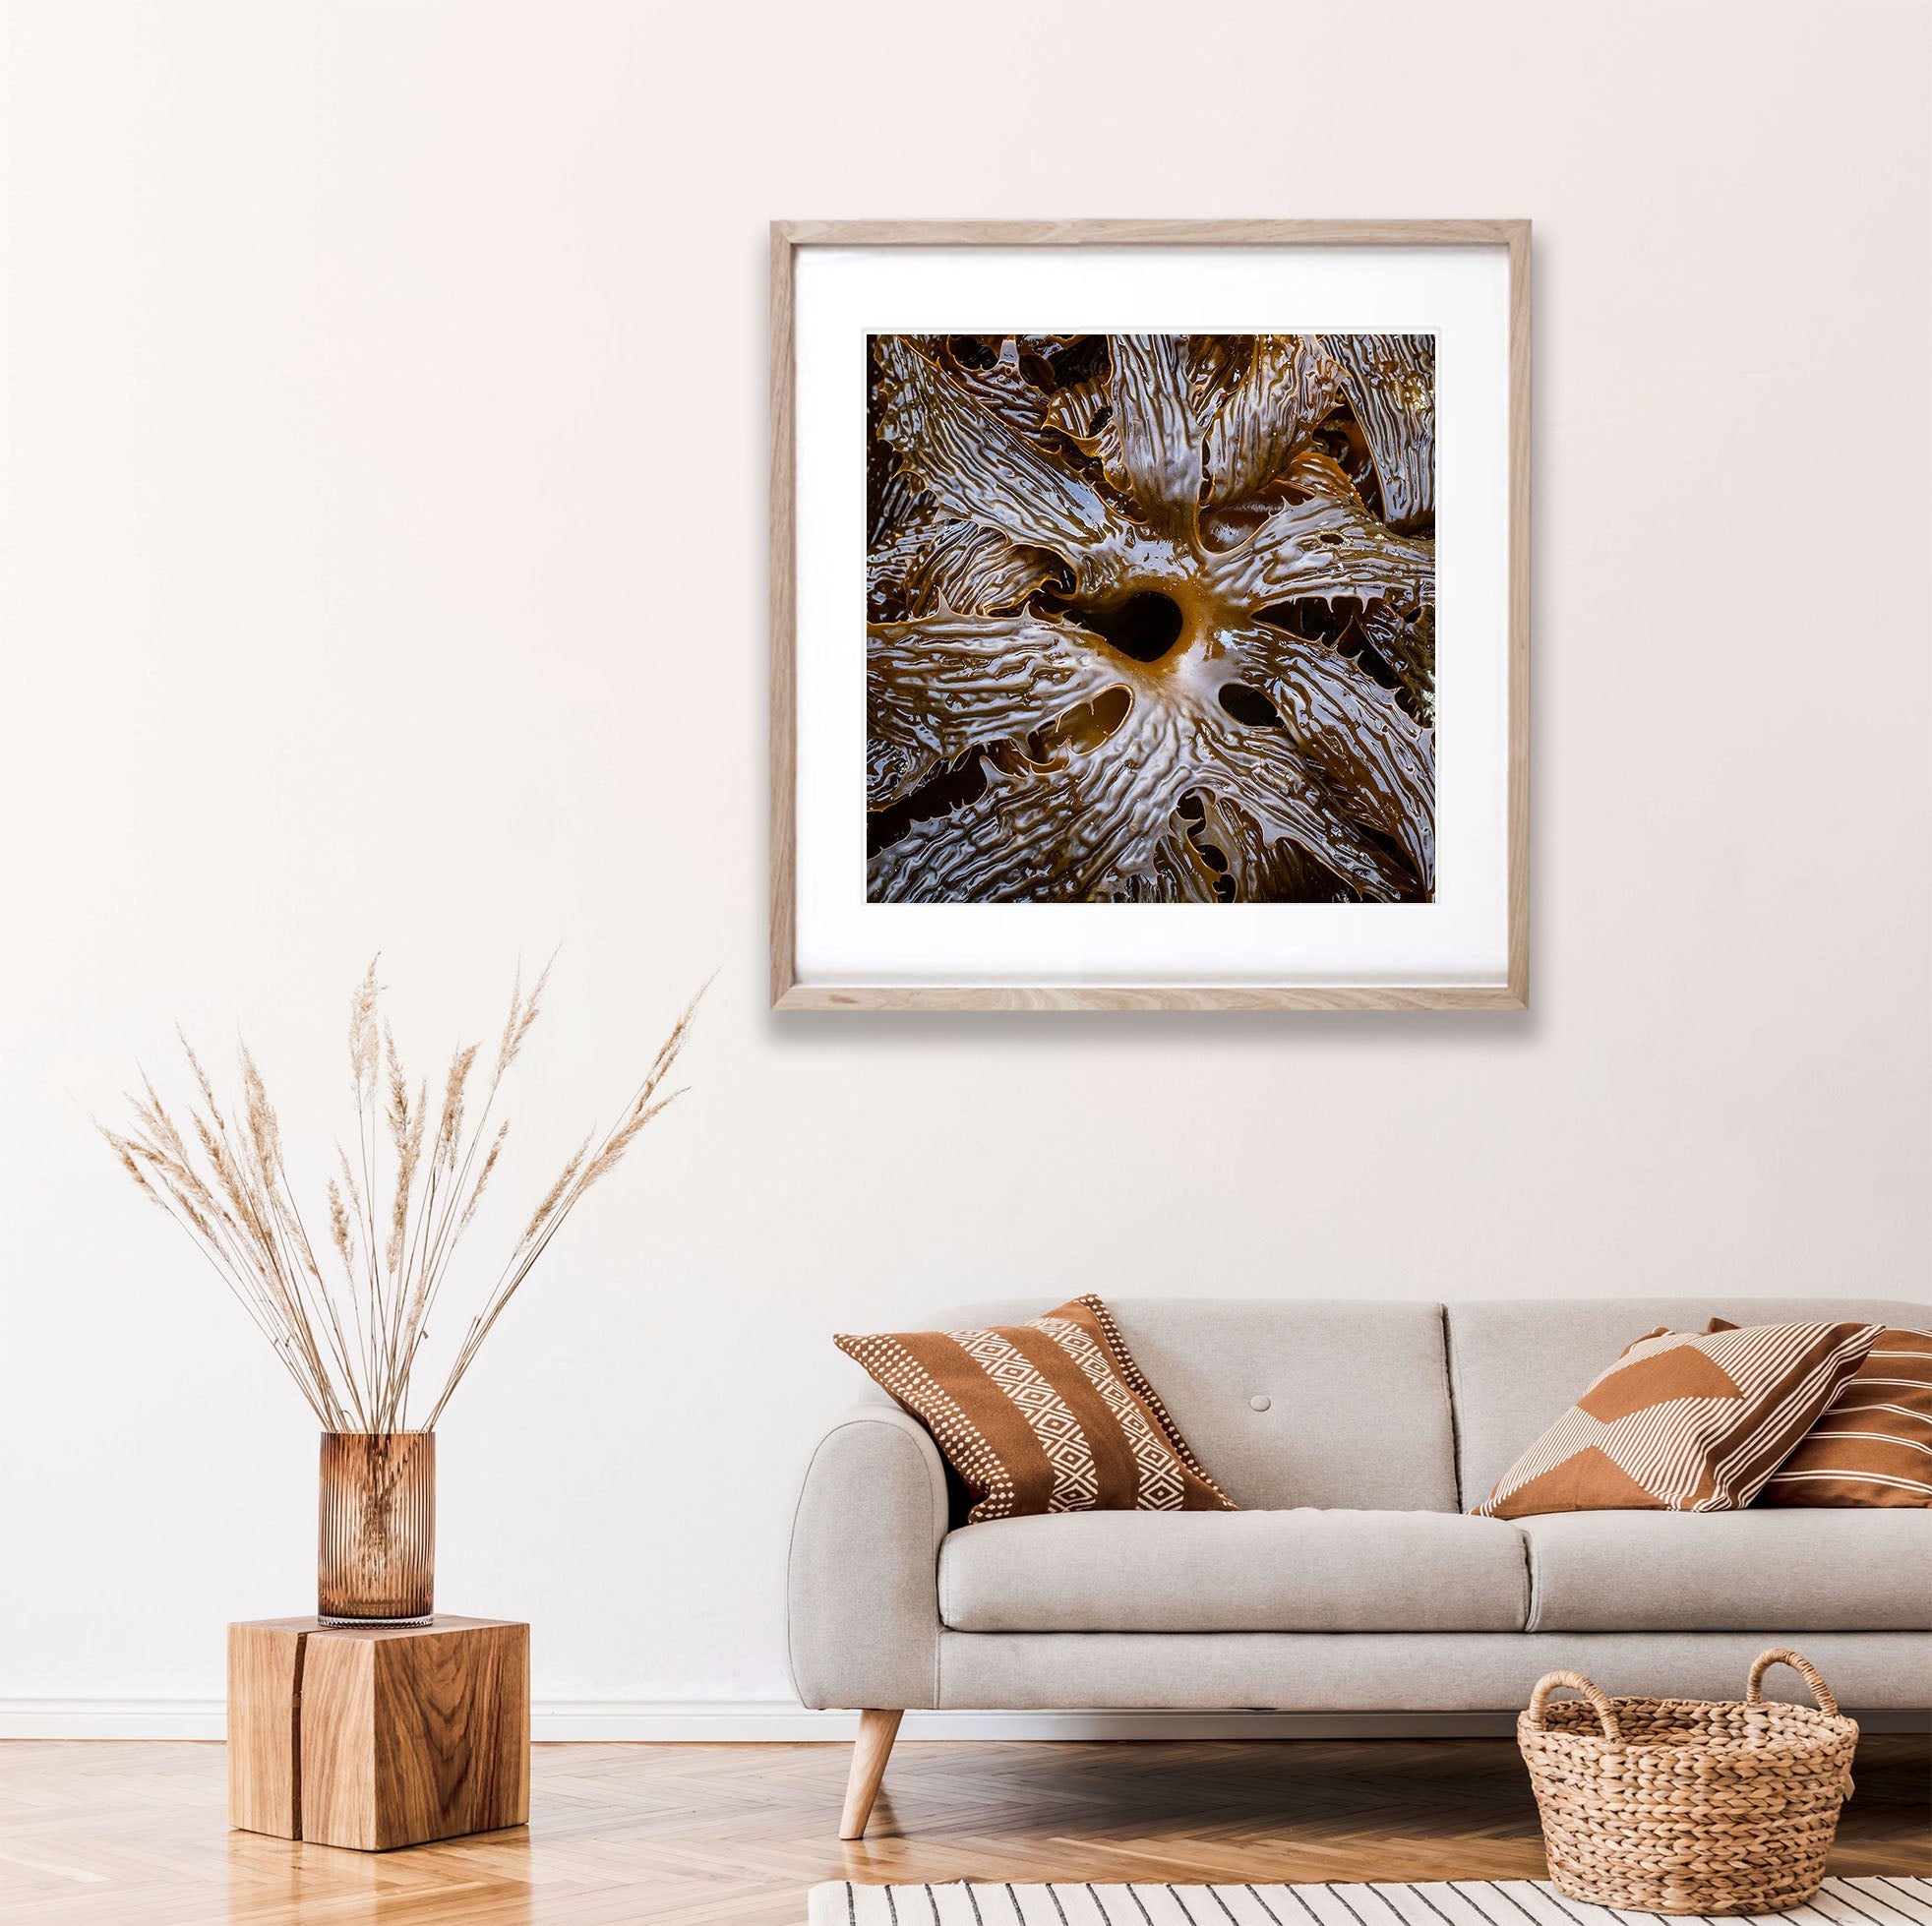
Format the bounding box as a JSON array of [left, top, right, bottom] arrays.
[[1076, 590, 1183, 663], [1028, 685, 1132, 760], [868, 749, 990, 858], [1358, 823, 1425, 900], [1218, 682, 1286, 730], [1345, 634, 1402, 692], [1046, 335, 1111, 389], [1256, 598, 1355, 647]]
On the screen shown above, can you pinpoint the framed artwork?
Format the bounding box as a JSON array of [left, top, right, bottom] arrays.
[[770, 220, 1529, 1010]]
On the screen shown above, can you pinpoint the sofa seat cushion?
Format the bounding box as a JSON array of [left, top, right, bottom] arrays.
[[1521, 1508, 1932, 1631], [938, 1510, 1530, 1633]]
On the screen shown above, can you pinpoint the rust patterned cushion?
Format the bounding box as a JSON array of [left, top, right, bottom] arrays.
[[1473, 1319, 1879, 1519], [835, 1294, 1236, 1524], [1759, 1326, 1932, 1507]]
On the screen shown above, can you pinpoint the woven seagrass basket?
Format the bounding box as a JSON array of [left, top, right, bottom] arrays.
[[1519, 1648, 1858, 1915]]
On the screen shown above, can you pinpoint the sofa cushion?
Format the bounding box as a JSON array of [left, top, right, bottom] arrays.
[[918, 1299, 1459, 1512], [835, 1295, 1236, 1524], [1762, 1325, 1932, 1507], [1447, 1297, 1929, 1511], [1520, 1508, 1932, 1631], [937, 1509, 1530, 1633], [1472, 1319, 1879, 1518]]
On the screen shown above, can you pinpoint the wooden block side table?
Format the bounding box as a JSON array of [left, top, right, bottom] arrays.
[[228, 1615, 529, 1851]]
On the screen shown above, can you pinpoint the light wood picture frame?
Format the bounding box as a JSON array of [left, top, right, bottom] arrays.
[[771, 219, 1529, 1011]]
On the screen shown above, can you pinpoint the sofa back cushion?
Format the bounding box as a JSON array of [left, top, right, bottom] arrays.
[[916, 1297, 1459, 1512], [1448, 1297, 1930, 1511]]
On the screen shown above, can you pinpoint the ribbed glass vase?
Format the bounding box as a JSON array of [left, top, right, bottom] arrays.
[[317, 1431, 435, 1625]]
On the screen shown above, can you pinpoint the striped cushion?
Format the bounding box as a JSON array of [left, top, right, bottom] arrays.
[[1473, 1319, 1878, 1519], [1760, 1326, 1932, 1507], [835, 1294, 1236, 1523]]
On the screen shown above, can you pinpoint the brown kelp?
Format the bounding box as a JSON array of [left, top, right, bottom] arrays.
[[866, 333, 1435, 904]]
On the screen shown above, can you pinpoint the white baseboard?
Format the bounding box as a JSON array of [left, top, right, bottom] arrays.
[[2, 1699, 1926, 1742], [0, 1700, 234, 1740], [534, 1706, 1547, 1742]]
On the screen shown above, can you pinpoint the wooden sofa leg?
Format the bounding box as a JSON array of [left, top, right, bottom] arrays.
[[839, 1709, 903, 1839]]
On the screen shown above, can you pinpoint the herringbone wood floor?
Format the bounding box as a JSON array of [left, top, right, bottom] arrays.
[[0, 1736, 1926, 1925]]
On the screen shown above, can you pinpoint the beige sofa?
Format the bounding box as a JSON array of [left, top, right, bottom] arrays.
[[786, 1295, 1931, 1837]]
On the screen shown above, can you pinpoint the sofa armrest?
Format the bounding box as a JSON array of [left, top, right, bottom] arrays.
[[786, 1404, 946, 1711]]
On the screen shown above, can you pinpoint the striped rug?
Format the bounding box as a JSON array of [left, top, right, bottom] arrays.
[[808, 1876, 1932, 1926]]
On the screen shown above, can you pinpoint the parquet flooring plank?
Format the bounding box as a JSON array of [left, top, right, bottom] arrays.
[[0, 1735, 1922, 1923]]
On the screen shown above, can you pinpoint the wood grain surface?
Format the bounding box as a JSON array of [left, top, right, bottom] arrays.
[[5, 1733, 1924, 1925], [224, 1622, 303, 1838], [226, 1615, 528, 1852]]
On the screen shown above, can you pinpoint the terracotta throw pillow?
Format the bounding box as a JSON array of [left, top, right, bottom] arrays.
[[1758, 1326, 1932, 1507], [1473, 1319, 1879, 1519], [835, 1294, 1236, 1523]]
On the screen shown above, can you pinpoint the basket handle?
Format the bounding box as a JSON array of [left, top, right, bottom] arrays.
[[1526, 1670, 1622, 1744], [1747, 1648, 1841, 1718]]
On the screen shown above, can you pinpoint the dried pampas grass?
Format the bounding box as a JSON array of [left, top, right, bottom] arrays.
[[99, 959, 701, 1431]]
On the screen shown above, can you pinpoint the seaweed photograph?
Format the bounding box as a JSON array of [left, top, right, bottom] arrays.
[[866, 333, 1435, 904]]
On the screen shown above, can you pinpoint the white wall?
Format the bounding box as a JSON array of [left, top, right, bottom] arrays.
[[2, 1, 1927, 1734]]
